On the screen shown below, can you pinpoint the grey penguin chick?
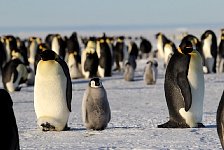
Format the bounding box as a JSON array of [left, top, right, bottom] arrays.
[[82, 77, 111, 130], [143, 59, 158, 85], [124, 62, 134, 81]]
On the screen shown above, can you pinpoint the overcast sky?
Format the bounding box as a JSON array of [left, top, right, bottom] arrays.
[[0, 0, 223, 28]]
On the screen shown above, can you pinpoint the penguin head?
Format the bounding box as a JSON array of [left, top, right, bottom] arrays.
[[40, 49, 58, 61], [178, 38, 194, 55], [89, 77, 103, 88]]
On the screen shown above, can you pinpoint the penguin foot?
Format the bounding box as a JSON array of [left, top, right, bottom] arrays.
[[158, 121, 189, 128], [197, 123, 205, 128], [41, 122, 55, 131]]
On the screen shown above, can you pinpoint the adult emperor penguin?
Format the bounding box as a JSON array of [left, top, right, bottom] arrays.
[[217, 90, 224, 149], [82, 77, 111, 130], [96, 34, 112, 78], [158, 36, 205, 128], [0, 89, 20, 149], [155, 32, 170, 59], [143, 59, 158, 85], [81, 37, 99, 79], [201, 30, 218, 73], [217, 29, 224, 73], [34, 49, 72, 131]]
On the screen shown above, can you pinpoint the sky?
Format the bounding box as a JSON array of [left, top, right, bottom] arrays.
[[0, 0, 223, 28]]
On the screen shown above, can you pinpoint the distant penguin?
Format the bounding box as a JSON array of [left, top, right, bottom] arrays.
[[0, 40, 7, 70], [96, 35, 112, 78], [2, 49, 28, 92], [27, 37, 39, 68], [82, 77, 111, 130], [217, 90, 224, 149], [123, 62, 135, 81], [128, 40, 139, 60], [217, 29, 224, 73], [158, 37, 205, 128], [201, 30, 217, 73], [143, 59, 158, 85], [34, 49, 72, 131], [155, 32, 170, 59], [113, 36, 128, 71], [67, 50, 82, 79], [163, 41, 177, 68], [139, 37, 152, 59], [51, 34, 66, 60], [81, 38, 99, 79], [0, 89, 20, 150]]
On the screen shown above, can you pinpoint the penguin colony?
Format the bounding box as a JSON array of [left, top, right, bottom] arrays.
[[0, 29, 223, 149]]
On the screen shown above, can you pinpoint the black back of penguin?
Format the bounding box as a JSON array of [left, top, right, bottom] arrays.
[[99, 38, 112, 77], [84, 51, 99, 78], [0, 89, 20, 150], [217, 91, 224, 149]]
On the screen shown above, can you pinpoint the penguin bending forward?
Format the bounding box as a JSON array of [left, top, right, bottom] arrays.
[[217, 91, 224, 149], [158, 37, 205, 128], [0, 89, 20, 149], [82, 77, 111, 130], [34, 49, 72, 131]]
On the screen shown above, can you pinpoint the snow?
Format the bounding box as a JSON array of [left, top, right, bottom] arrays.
[[2, 56, 222, 150], [2, 27, 224, 149]]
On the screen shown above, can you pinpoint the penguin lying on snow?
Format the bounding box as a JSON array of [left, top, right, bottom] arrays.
[[0, 89, 20, 149], [217, 90, 224, 149], [34, 49, 72, 131], [82, 77, 111, 130], [158, 36, 205, 128], [2, 49, 28, 92]]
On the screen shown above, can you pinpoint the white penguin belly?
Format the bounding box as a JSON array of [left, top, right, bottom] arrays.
[[164, 44, 173, 66], [34, 61, 69, 126], [98, 66, 105, 77], [179, 52, 204, 127], [157, 38, 164, 59], [203, 39, 214, 72]]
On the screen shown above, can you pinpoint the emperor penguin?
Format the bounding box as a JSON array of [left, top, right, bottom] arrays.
[[0, 89, 20, 149], [34, 49, 72, 131], [155, 32, 170, 59], [163, 41, 177, 68], [2, 49, 28, 92], [96, 34, 112, 78], [81, 37, 99, 79], [113, 36, 128, 71], [139, 37, 152, 59], [217, 90, 224, 149], [201, 30, 217, 73], [51, 34, 66, 60], [158, 36, 205, 128], [217, 29, 224, 73], [82, 77, 111, 130], [143, 59, 158, 85]]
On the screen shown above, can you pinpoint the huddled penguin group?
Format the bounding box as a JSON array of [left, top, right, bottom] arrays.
[[1, 29, 224, 149]]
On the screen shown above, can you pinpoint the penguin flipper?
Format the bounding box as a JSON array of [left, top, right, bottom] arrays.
[[56, 56, 72, 112], [177, 72, 192, 111]]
